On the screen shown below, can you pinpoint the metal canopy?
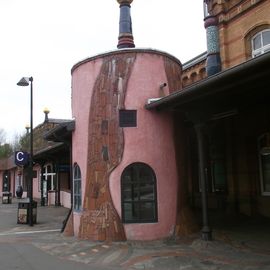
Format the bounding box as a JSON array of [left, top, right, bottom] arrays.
[[145, 52, 270, 117]]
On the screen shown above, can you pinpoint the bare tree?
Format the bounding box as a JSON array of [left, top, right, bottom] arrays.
[[0, 128, 6, 145]]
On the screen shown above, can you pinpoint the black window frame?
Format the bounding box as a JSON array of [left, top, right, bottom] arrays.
[[121, 162, 158, 223]]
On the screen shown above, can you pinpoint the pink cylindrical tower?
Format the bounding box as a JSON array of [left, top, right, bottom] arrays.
[[70, 49, 182, 241]]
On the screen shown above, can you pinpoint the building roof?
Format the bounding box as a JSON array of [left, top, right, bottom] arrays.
[[0, 155, 16, 170], [145, 52, 270, 119], [34, 118, 73, 130], [44, 120, 75, 143], [182, 51, 207, 70]]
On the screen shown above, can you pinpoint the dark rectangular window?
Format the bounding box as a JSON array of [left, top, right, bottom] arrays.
[[119, 110, 137, 127]]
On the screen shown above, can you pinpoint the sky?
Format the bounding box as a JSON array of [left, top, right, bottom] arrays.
[[0, 0, 206, 143]]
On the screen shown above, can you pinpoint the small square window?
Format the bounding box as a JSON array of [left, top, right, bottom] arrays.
[[119, 110, 137, 127]]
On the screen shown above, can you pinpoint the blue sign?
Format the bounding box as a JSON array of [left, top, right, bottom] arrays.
[[15, 151, 29, 166]]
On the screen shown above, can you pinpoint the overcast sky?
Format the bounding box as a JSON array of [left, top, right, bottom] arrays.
[[0, 0, 206, 142]]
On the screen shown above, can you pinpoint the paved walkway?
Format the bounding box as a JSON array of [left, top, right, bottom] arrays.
[[0, 199, 270, 269]]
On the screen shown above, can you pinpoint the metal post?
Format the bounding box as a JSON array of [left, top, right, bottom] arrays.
[[195, 123, 212, 241], [29, 77, 33, 226], [17, 76, 35, 226]]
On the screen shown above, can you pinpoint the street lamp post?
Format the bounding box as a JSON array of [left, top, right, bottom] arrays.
[[17, 76, 34, 226]]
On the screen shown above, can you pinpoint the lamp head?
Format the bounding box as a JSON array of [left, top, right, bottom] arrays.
[[43, 107, 50, 114], [43, 107, 50, 122], [17, 77, 30, 86]]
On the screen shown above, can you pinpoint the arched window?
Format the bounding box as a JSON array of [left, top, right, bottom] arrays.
[[73, 164, 82, 211], [199, 68, 206, 80], [121, 162, 157, 223], [252, 29, 270, 57], [190, 72, 198, 83], [182, 76, 189, 87]]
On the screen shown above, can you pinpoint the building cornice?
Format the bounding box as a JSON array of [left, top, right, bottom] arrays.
[[71, 48, 181, 74]]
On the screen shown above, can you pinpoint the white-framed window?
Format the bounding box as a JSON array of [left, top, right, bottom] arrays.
[[73, 164, 82, 211], [258, 133, 270, 196], [252, 29, 270, 57], [43, 164, 56, 191]]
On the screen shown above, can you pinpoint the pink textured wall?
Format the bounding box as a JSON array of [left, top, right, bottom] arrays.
[[32, 165, 40, 199], [72, 49, 180, 240], [110, 52, 179, 240], [71, 58, 103, 236]]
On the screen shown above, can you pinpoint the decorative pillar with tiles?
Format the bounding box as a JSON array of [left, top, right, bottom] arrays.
[[117, 0, 135, 49], [204, 0, 221, 76]]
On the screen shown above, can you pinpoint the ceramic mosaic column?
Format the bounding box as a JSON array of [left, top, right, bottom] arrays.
[[204, 0, 221, 76], [117, 0, 135, 49]]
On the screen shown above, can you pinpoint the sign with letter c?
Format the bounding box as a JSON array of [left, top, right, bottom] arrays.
[[15, 151, 29, 166]]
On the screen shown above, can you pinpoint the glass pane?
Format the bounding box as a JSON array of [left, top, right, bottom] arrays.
[[253, 35, 261, 50], [75, 166, 81, 179], [262, 31, 270, 46], [78, 181, 81, 194], [47, 165, 52, 173], [122, 166, 135, 183], [122, 184, 139, 201], [123, 174, 132, 183], [139, 167, 154, 183], [261, 154, 270, 192], [78, 196, 82, 210], [74, 181, 78, 195], [139, 182, 155, 200], [140, 202, 156, 221], [47, 176, 52, 190], [123, 202, 139, 221], [74, 196, 78, 210]]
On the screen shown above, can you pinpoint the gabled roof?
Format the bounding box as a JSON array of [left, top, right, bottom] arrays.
[[44, 120, 75, 143]]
